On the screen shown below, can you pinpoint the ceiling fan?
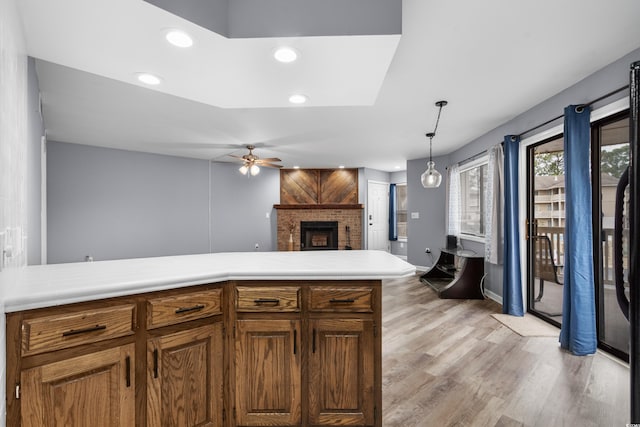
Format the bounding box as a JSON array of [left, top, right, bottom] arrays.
[[229, 144, 283, 176]]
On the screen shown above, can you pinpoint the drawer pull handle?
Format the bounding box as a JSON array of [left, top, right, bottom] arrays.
[[312, 328, 317, 353], [125, 356, 131, 387], [293, 329, 297, 355], [175, 304, 205, 314], [254, 298, 280, 305], [330, 298, 356, 303], [153, 349, 159, 379], [62, 324, 107, 337]]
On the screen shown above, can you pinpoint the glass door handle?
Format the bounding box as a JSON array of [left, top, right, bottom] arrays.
[[614, 166, 629, 321]]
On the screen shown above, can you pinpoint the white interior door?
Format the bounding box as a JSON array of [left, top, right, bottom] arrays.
[[367, 181, 389, 251]]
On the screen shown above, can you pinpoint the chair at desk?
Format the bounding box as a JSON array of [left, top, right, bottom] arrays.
[[532, 235, 563, 304]]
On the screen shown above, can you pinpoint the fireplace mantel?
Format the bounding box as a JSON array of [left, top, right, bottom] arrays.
[[274, 204, 363, 210]]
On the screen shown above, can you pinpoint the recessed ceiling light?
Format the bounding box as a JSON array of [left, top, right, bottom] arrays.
[[339, 165, 345, 169], [293, 165, 300, 169], [136, 73, 162, 85], [274, 47, 298, 63], [395, 166, 402, 169], [165, 29, 193, 48], [289, 94, 307, 105]]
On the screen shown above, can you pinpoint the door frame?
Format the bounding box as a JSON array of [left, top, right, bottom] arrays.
[[518, 98, 630, 317]]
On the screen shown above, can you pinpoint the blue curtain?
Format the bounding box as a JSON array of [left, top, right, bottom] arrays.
[[503, 135, 524, 316], [389, 184, 397, 241], [559, 105, 597, 355]]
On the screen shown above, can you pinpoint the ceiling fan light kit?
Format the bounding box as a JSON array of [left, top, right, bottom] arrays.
[[421, 100, 447, 189], [231, 144, 282, 177]]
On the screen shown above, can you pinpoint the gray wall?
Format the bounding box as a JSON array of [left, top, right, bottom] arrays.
[[406, 155, 449, 268], [406, 47, 640, 298], [210, 162, 279, 252], [27, 57, 44, 265], [47, 142, 210, 263]]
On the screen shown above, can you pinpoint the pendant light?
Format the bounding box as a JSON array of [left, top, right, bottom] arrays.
[[421, 100, 448, 188]]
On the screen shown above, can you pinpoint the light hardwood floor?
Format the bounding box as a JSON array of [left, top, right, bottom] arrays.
[[381, 274, 630, 427]]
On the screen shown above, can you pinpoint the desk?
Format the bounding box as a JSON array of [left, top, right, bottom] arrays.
[[420, 248, 485, 299]]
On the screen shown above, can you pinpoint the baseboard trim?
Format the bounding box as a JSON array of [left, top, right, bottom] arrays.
[[484, 289, 502, 305]]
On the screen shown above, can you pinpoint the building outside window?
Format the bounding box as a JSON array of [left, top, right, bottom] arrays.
[[395, 183, 407, 240], [459, 160, 488, 238]]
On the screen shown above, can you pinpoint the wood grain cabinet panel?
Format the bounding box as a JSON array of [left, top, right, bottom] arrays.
[[21, 304, 136, 356], [147, 323, 223, 427], [236, 286, 300, 312], [309, 287, 373, 313], [146, 288, 222, 329], [235, 319, 302, 426], [21, 343, 135, 427], [309, 319, 375, 426]]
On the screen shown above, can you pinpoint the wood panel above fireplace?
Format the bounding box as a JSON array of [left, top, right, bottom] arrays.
[[279, 168, 360, 207]]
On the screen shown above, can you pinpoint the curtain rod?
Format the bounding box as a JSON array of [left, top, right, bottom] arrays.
[[517, 84, 629, 139]]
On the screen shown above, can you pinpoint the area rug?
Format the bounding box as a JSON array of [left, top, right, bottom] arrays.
[[491, 313, 560, 337]]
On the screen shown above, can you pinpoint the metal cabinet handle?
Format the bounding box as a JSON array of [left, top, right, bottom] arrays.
[[312, 328, 316, 353], [329, 298, 356, 303], [62, 324, 107, 337], [125, 356, 131, 387], [293, 329, 297, 355], [175, 304, 205, 314], [254, 298, 280, 304], [153, 349, 159, 379]]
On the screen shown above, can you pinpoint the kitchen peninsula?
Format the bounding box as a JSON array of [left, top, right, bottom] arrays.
[[3, 250, 414, 427]]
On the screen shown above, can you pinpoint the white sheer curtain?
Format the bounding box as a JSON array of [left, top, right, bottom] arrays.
[[447, 164, 460, 236], [484, 144, 504, 264]]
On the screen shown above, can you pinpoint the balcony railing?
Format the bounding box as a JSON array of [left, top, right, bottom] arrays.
[[536, 226, 625, 286]]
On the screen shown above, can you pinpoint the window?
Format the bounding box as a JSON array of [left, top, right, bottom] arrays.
[[458, 158, 488, 238], [396, 184, 407, 239]]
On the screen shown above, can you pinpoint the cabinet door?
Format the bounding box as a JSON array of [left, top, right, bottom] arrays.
[[21, 343, 135, 427], [235, 319, 301, 426], [309, 319, 375, 426], [147, 323, 223, 427]]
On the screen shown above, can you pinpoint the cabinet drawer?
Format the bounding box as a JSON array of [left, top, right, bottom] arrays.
[[147, 288, 222, 329], [309, 287, 373, 312], [236, 287, 300, 312], [22, 304, 136, 356]]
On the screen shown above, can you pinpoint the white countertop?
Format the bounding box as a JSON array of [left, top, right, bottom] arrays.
[[1, 250, 415, 312]]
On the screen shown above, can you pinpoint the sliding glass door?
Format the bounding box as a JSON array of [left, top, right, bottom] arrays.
[[527, 136, 565, 325], [525, 112, 630, 359], [592, 113, 630, 360]]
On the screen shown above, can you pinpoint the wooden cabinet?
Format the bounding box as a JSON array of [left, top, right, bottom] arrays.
[[235, 320, 302, 426], [8, 280, 381, 427], [7, 284, 225, 427], [309, 319, 375, 426], [21, 343, 135, 427], [147, 323, 223, 427], [233, 281, 380, 427]]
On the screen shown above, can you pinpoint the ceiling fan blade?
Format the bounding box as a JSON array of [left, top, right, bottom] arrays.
[[259, 162, 284, 168], [257, 157, 282, 162], [228, 154, 246, 160]]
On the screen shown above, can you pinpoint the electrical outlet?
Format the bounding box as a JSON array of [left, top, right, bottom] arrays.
[[254, 243, 259, 250], [425, 248, 431, 253]]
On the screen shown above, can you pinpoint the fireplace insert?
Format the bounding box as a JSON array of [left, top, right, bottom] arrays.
[[300, 221, 338, 250]]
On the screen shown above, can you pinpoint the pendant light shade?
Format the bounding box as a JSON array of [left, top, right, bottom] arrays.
[[421, 100, 447, 189], [421, 161, 442, 188]]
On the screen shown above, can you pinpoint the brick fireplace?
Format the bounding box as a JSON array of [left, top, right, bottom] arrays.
[[275, 167, 363, 251], [275, 207, 362, 251]]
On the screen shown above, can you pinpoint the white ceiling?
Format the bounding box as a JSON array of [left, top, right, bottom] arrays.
[[18, 0, 640, 171]]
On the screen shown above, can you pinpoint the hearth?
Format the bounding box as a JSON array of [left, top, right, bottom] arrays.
[[300, 221, 338, 251]]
